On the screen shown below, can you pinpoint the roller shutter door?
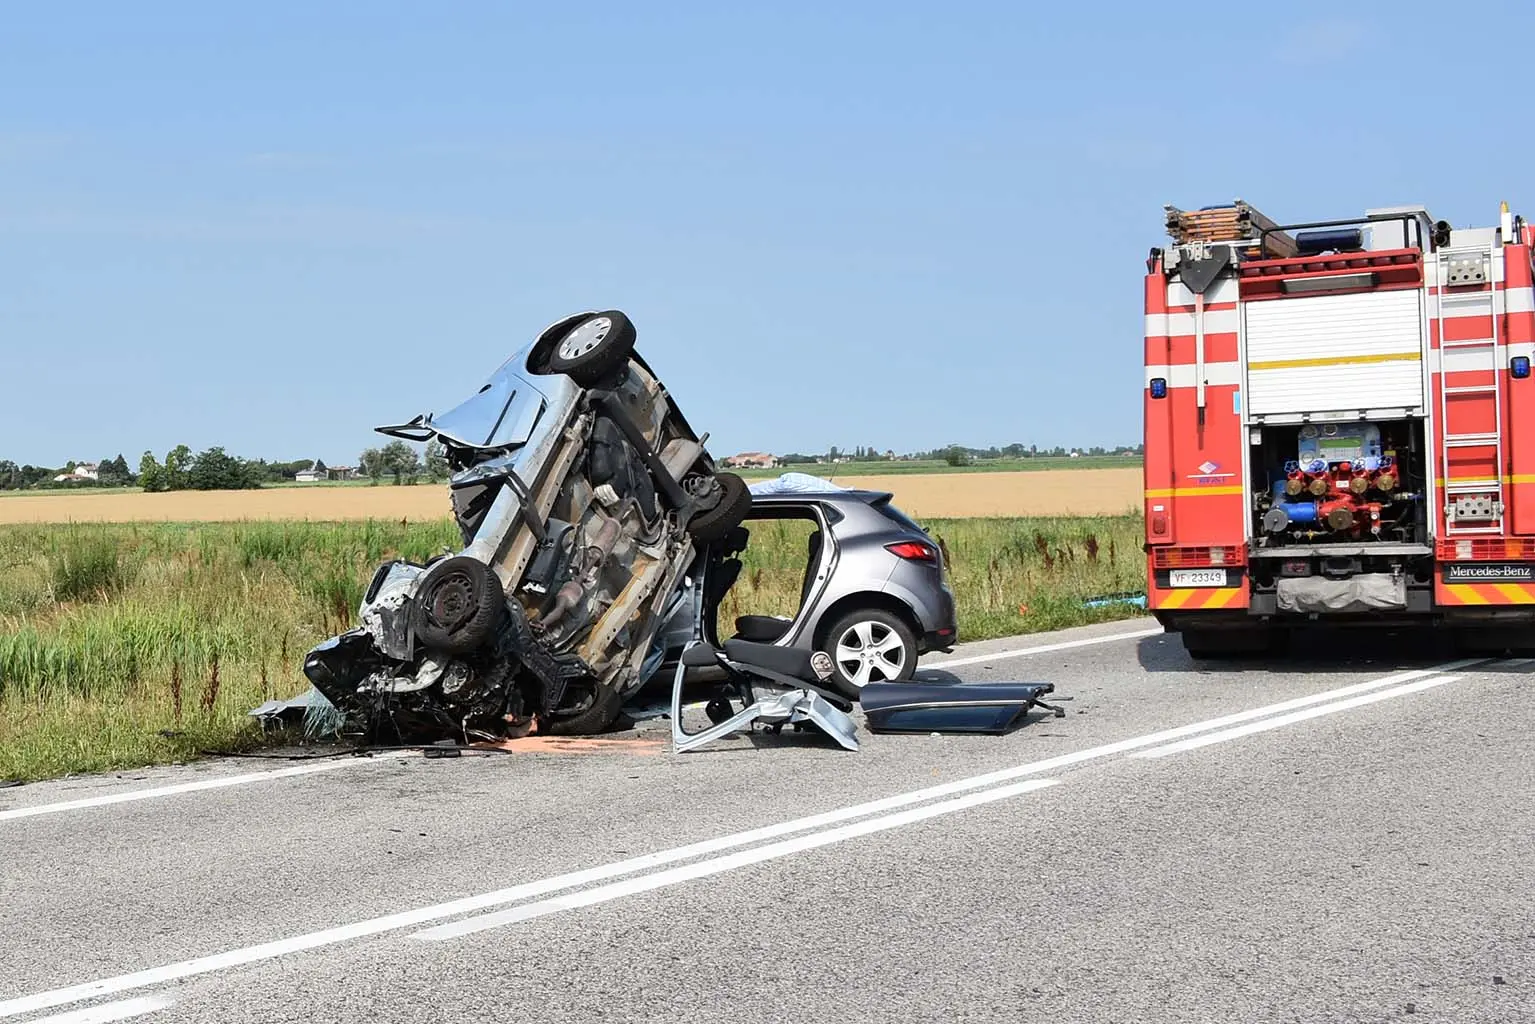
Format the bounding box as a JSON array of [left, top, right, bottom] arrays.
[[1244, 289, 1426, 416]]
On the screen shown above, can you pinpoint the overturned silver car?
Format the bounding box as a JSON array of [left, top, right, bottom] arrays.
[[301, 310, 752, 741]]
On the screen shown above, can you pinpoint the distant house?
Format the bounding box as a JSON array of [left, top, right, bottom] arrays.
[[53, 462, 99, 483], [723, 452, 780, 469], [295, 461, 326, 483]]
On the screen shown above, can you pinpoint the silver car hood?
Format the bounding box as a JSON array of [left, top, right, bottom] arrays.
[[375, 344, 579, 453]]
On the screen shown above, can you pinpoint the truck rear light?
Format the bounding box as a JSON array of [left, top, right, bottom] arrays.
[[1151, 513, 1168, 535], [1154, 546, 1246, 568], [1149, 378, 1167, 399], [886, 541, 937, 563], [1439, 538, 1535, 560], [1512, 356, 1531, 379]]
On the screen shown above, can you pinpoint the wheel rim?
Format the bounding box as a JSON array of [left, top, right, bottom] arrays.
[[425, 570, 477, 631], [833, 620, 906, 688], [557, 317, 612, 361]]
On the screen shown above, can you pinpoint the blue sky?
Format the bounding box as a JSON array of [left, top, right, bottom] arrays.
[[3, 0, 1532, 468]]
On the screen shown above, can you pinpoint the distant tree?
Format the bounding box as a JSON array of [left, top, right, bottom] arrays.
[[164, 445, 192, 490], [424, 439, 449, 482], [189, 447, 259, 490], [314, 458, 328, 475], [0, 460, 18, 490], [96, 454, 130, 487], [943, 445, 971, 468], [359, 447, 385, 484], [110, 454, 134, 484], [139, 451, 167, 492], [379, 440, 421, 485]]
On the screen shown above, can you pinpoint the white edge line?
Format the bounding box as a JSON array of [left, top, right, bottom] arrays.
[[1129, 675, 1464, 758], [0, 752, 413, 823], [0, 657, 1484, 1019], [928, 625, 1164, 670], [413, 778, 1064, 941], [1, 622, 1157, 822], [26, 995, 174, 1024]]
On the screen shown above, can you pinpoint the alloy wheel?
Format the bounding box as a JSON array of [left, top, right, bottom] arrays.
[[833, 619, 907, 688]]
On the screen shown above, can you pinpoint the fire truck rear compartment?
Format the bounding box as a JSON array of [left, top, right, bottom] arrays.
[[1245, 418, 1434, 616]]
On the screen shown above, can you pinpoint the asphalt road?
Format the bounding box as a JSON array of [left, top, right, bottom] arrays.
[[2, 618, 1532, 1023]]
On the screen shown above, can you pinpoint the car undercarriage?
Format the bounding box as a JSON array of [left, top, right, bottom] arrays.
[[301, 310, 753, 743]]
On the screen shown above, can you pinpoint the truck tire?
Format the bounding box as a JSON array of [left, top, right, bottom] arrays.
[[545, 310, 636, 387]]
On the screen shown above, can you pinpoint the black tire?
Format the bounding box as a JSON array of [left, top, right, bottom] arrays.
[[544, 310, 636, 387], [540, 683, 624, 736], [818, 607, 917, 700], [686, 472, 752, 542], [410, 555, 504, 654]]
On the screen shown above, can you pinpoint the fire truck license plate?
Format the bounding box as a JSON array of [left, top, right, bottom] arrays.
[[1169, 569, 1226, 588]]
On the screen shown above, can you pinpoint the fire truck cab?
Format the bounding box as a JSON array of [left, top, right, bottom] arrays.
[[1144, 199, 1535, 657]]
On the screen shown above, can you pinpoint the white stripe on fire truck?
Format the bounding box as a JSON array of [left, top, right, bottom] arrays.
[[1144, 362, 1242, 388], [1431, 287, 1535, 315], [1166, 276, 1240, 307], [1433, 342, 1535, 375], [1150, 292, 1533, 343], [1146, 308, 1241, 340]]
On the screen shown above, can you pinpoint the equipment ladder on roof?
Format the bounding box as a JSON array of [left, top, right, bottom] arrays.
[[1435, 242, 1506, 536]]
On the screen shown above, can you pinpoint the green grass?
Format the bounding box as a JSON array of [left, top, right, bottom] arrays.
[[732, 455, 1142, 478], [0, 513, 1146, 782]]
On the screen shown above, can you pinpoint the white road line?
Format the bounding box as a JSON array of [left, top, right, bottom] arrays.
[[25, 996, 174, 1024], [0, 753, 412, 824], [0, 657, 1484, 1019], [1, 625, 1154, 823], [1129, 675, 1465, 759], [927, 625, 1164, 670], [414, 778, 1063, 941]]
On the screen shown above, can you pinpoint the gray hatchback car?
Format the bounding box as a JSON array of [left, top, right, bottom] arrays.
[[650, 487, 959, 699]]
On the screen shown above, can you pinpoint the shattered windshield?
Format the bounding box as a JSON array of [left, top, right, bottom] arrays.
[[427, 366, 546, 451]]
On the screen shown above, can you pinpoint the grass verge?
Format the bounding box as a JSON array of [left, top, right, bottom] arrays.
[[0, 514, 1146, 782]]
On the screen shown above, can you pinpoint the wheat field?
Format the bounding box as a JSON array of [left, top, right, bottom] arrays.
[[0, 468, 1143, 523]]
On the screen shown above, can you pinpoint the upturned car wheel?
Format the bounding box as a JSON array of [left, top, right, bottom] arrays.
[[685, 471, 752, 542], [820, 608, 916, 699], [545, 310, 636, 387], [410, 555, 504, 654]]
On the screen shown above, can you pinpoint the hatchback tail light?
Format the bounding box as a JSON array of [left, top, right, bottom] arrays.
[[886, 541, 938, 563]]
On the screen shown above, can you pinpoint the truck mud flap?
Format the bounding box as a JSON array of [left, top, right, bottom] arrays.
[[1275, 574, 1406, 615], [860, 681, 1062, 735]]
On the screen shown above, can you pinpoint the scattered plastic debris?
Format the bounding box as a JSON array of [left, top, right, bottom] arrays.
[[1082, 591, 1147, 609]]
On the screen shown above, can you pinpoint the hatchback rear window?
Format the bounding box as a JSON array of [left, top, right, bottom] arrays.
[[872, 497, 929, 535]]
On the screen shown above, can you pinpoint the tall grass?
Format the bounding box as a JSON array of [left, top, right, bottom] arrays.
[[0, 514, 1145, 781]]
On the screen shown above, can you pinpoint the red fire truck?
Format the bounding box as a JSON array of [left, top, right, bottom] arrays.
[[1144, 199, 1535, 657]]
